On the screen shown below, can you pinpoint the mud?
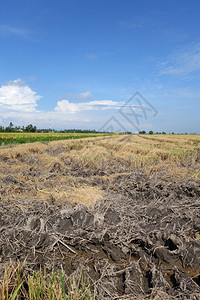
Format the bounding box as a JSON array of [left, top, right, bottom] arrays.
[[0, 175, 200, 299], [0, 138, 200, 299]]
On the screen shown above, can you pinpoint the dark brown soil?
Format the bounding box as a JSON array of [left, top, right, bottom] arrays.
[[0, 172, 200, 299]]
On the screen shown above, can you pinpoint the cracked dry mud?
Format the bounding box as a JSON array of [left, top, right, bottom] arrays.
[[0, 135, 200, 299]]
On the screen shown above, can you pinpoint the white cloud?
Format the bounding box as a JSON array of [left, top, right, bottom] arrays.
[[160, 42, 200, 76], [55, 100, 79, 113], [67, 91, 93, 99], [55, 99, 122, 114], [0, 79, 130, 129], [1, 110, 92, 129], [0, 79, 42, 112]]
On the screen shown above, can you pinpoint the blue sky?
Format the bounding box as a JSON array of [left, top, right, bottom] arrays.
[[0, 0, 200, 132]]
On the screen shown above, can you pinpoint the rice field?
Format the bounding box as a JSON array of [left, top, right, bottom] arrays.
[[0, 132, 110, 146], [0, 134, 200, 299]]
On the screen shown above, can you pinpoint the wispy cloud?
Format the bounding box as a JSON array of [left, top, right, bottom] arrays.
[[86, 51, 115, 60], [119, 16, 150, 30], [86, 53, 98, 60], [66, 91, 93, 100], [119, 21, 144, 29], [160, 42, 200, 77], [55, 99, 122, 113], [0, 25, 30, 38]]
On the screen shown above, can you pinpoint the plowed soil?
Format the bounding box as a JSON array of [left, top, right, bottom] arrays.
[[0, 135, 200, 299]]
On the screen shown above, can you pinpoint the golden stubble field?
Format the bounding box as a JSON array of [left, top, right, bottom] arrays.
[[0, 134, 200, 299], [0, 134, 199, 204]]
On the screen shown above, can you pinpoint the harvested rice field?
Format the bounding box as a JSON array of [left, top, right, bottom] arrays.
[[0, 134, 200, 299]]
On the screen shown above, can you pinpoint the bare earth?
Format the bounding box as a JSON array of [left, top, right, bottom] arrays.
[[0, 135, 200, 299]]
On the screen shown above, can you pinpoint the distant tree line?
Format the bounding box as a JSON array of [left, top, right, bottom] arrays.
[[139, 130, 166, 134], [0, 123, 99, 133], [59, 129, 98, 133], [0, 122, 37, 133], [0, 122, 196, 134], [138, 131, 195, 134]]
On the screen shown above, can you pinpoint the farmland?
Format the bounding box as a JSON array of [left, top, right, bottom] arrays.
[[0, 132, 110, 146], [0, 134, 200, 299]]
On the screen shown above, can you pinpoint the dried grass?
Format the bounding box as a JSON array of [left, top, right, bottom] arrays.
[[0, 134, 199, 204], [67, 185, 103, 205]]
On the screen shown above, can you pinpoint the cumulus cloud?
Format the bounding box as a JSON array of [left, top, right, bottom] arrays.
[[55, 100, 80, 113], [0, 79, 125, 129], [55, 99, 122, 113], [0, 79, 42, 112]]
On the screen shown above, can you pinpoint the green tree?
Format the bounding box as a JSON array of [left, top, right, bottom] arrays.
[[25, 124, 37, 132], [149, 130, 153, 134], [5, 122, 14, 132], [9, 122, 13, 129]]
